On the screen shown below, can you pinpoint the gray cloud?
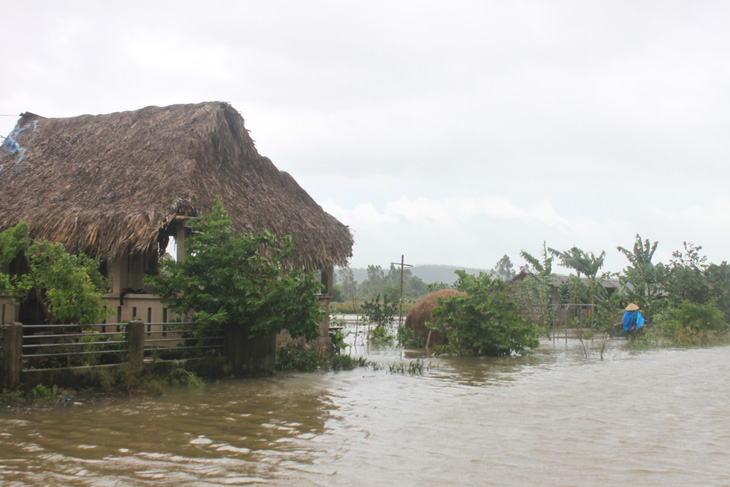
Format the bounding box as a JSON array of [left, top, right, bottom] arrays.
[[2, 0, 729, 273]]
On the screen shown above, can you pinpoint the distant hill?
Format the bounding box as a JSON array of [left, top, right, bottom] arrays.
[[346, 264, 489, 286]]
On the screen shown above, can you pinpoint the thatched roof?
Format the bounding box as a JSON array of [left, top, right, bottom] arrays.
[[0, 102, 353, 269]]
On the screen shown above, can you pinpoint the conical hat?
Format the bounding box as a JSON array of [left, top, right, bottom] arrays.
[[625, 303, 640, 311]]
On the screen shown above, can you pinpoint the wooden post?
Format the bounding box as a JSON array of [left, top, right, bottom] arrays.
[[126, 320, 144, 367], [390, 255, 413, 326], [2, 322, 23, 390], [176, 224, 186, 262]]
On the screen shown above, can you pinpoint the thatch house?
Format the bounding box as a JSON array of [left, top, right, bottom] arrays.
[[0, 102, 353, 339]]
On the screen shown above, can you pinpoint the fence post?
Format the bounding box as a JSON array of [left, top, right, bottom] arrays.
[[126, 320, 144, 367], [2, 322, 23, 390]]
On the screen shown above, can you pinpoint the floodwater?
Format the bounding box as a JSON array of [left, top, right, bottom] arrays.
[[2, 328, 730, 486]]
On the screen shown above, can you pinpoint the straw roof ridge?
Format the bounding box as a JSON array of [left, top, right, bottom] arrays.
[[0, 102, 353, 269]]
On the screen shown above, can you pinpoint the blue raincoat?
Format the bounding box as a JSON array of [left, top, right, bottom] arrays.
[[622, 310, 645, 331]]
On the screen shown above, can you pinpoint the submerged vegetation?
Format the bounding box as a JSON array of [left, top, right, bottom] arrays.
[[428, 271, 540, 357], [275, 347, 367, 372], [335, 235, 730, 355], [515, 236, 730, 348]]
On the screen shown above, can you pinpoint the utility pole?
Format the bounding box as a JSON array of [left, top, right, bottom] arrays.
[[390, 255, 413, 326]]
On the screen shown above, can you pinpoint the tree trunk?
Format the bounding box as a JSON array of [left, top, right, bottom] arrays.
[[225, 324, 276, 375]]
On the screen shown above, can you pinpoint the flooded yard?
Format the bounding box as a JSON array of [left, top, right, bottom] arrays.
[[1, 327, 730, 486]]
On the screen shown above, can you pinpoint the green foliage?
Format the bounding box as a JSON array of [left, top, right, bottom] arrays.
[[146, 197, 323, 341], [650, 300, 728, 346], [549, 245, 609, 328], [336, 265, 358, 302], [514, 274, 552, 331], [0, 384, 76, 408], [705, 262, 730, 321], [0, 221, 111, 324], [387, 359, 430, 375], [428, 271, 539, 356], [31, 384, 52, 402], [370, 324, 393, 342], [549, 246, 606, 280], [665, 242, 709, 305], [397, 325, 425, 348], [331, 284, 344, 302], [167, 367, 205, 387], [362, 293, 397, 343], [491, 254, 515, 281], [362, 293, 397, 328], [330, 329, 349, 352], [617, 235, 666, 321], [517, 243, 554, 330], [353, 263, 430, 302], [275, 347, 366, 371]]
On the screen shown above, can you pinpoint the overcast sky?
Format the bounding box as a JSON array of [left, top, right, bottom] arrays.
[[2, 1, 729, 274]]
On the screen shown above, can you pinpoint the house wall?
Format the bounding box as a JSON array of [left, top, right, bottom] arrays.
[[108, 249, 154, 295]]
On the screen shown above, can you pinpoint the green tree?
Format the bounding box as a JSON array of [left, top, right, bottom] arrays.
[[145, 198, 323, 342], [361, 293, 398, 342], [517, 242, 554, 331], [617, 235, 666, 320], [492, 254, 516, 281], [0, 221, 110, 324], [336, 265, 358, 303], [404, 275, 428, 299], [358, 265, 386, 299], [705, 262, 730, 322], [549, 245, 608, 323], [427, 271, 539, 356], [665, 242, 710, 305]]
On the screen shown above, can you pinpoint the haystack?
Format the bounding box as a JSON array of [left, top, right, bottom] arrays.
[[0, 102, 352, 270], [405, 289, 466, 347]]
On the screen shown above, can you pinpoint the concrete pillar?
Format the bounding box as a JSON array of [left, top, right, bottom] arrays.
[[2, 322, 23, 390], [126, 320, 145, 367], [320, 265, 334, 296]]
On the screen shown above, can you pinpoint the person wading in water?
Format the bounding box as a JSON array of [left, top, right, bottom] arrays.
[[622, 303, 645, 339]]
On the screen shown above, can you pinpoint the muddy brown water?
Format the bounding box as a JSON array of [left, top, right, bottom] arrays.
[[1, 332, 730, 486]]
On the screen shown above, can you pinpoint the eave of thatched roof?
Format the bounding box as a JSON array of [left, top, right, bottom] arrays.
[[0, 102, 353, 270]]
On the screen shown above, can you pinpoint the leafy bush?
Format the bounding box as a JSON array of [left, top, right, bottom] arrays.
[[362, 293, 397, 328], [387, 359, 430, 375], [428, 271, 539, 356], [275, 347, 366, 372], [146, 197, 323, 342], [370, 324, 393, 342], [330, 329, 349, 352], [397, 325, 425, 348], [167, 367, 205, 387], [0, 221, 111, 324], [652, 300, 729, 345]]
